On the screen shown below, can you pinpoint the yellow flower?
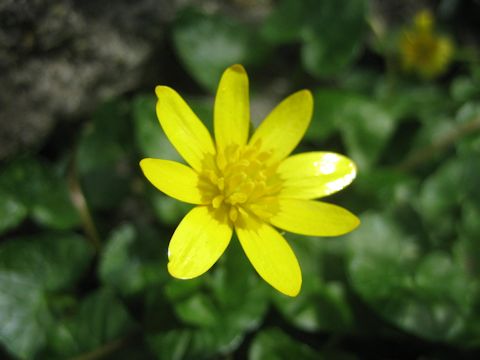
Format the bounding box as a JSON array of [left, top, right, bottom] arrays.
[[399, 9, 454, 79], [140, 65, 359, 296]]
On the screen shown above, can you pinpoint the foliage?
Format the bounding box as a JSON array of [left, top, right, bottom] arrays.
[[1, 1, 480, 359]]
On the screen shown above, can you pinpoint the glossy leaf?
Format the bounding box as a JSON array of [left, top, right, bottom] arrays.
[[274, 234, 353, 332], [0, 233, 92, 358], [338, 96, 395, 170], [148, 327, 240, 360], [261, 0, 304, 44], [306, 89, 353, 141], [262, 0, 366, 77], [0, 188, 27, 235], [133, 94, 182, 161], [347, 213, 477, 342], [249, 328, 319, 360], [76, 100, 132, 210], [307, 90, 395, 170], [99, 224, 168, 295], [416, 158, 462, 242], [302, 0, 366, 77], [48, 289, 135, 358], [163, 240, 269, 357], [150, 191, 192, 226], [173, 9, 268, 91], [0, 158, 79, 230]]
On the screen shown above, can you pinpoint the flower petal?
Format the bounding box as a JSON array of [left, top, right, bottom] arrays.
[[214, 64, 250, 152], [278, 152, 357, 199], [156, 86, 215, 171], [139, 158, 205, 204], [249, 90, 313, 164], [270, 198, 360, 237], [236, 211, 301, 296], [168, 206, 232, 279]]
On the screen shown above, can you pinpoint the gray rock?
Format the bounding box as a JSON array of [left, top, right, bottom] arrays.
[[0, 0, 174, 159]]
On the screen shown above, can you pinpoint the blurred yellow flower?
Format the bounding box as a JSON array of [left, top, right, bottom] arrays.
[[400, 9, 454, 79], [140, 65, 359, 296]]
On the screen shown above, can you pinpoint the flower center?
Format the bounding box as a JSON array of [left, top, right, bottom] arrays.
[[198, 142, 282, 223]]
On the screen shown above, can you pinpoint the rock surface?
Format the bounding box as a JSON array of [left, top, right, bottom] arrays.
[[0, 0, 173, 159]]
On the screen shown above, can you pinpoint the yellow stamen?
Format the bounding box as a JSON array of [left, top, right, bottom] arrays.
[[199, 144, 282, 223], [229, 207, 238, 222], [212, 195, 224, 209]]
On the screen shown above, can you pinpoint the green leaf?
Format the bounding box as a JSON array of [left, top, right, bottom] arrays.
[[0, 233, 93, 358], [48, 288, 135, 357], [173, 9, 268, 91], [450, 76, 480, 103], [461, 201, 480, 243], [407, 116, 457, 164], [262, 0, 366, 77], [274, 235, 353, 332], [302, 36, 359, 79], [453, 234, 480, 312], [80, 167, 131, 210], [347, 212, 418, 300], [406, 251, 475, 341], [209, 240, 269, 332], [455, 101, 480, 180], [0, 158, 80, 230], [77, 100, 131, 173], [453, 241, 480, 345], [150, 191, 192, 226], [416, 158, 462, 241], [415, 252, 474, 311], [455, 102, 480, 125], [166, 241, 269, 333], [338, 69, 380, 94], [0, 188, 28, 235], [456, 121, 480, 208], [347, 212, 477, 343], [249, 328, 320, 360], [0, 274, 53, 360], [354, 168, 418, 209], [301, 0, 366, 77], [461, 154, 480, 207], [339, 96, 395, 170], [174, 293, 218, 328], [306, 89, 352, 141], [132, 94, 182, 161], [148, 327, 241, 360], [133, 94, 212, 159], [99, 224, 145, 295], [99, 223, 168, 295], [0, 158, 39, 205], [0, 233, 92, 291], [302, 0, 366, 77], [77, 100, 133, 210], [376, 81, 449, 121], [188, 97, 214, 133], [162, 240, 269, 357], [30, 184, 79, 231], [309, 90, 395, 169], [275, 278, 353, 333], [261, 0, 304, 44], [148, 329, 192, 360], [134, 94, 211, 226]]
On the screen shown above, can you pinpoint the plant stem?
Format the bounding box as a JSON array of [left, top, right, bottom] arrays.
[[397, 116, 480, 171], [68, 155, 102, 251]]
